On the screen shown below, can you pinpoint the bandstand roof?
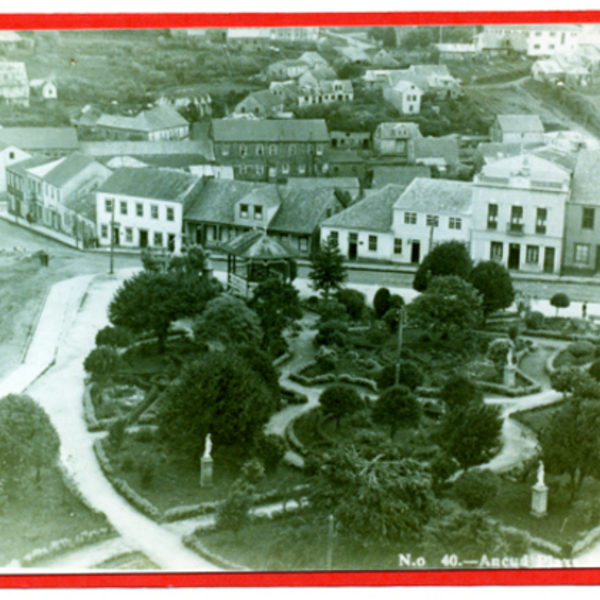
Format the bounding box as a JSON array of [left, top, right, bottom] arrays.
[[221, 230, 298, 261]]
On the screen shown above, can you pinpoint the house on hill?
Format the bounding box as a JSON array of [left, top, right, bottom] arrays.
[[299, 51, 329, 69], [383, 80, 422, 115], [29, 79, 57, 100], [298, 79, 354, 107], [226, 28, 271, 52], [234, 90, 285, 118], [0, 62, 29, 106], [266, 59, 310, 81], [95, 106, 189, 141], [373, 122, 422, 158], [371, 50, 400, 69], [391, 65, 462, 100], [490, 115, 545, 144]]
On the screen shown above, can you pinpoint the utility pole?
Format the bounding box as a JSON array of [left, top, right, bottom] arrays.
[[395, 308, 404, 386], [326, 514, 335, 570], [109, 198, 115, 275]]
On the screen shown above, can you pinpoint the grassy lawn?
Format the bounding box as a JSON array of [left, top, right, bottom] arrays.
[[510, 401, 565, 437], [0, 467, 110, 567], [102, 436, 307, 513]]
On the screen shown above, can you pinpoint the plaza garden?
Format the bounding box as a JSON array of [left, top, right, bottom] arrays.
[[73, 239, 600, 570]]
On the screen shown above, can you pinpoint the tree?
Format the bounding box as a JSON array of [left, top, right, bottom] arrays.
[[308, 237, 347, 301], [541, 397, 600, 501], [253, 433, 286, 473], [215, 479, 254, 537], [194, 294, 263, 348], [453, 469, 499, 509], [0, 395, 60, 490], [312, 445, 437, 548], [95, 325, 133, 349], [159, 350, 278, 456], [470, 261, 515, 323], [377, 361, 424, 391], [372, 385, 420, 440], [437, 402, 503, 469], [249, 277, 302, 355], [440, 374, 484, 410], [407, 276, 483, 342], [319, 384, 364, 429], [83, 346, 122, 381], [551, 293, 571, 317], [373, 287, 391, 318], [335, 288, 366, 321], [413, 241, 473, 292]]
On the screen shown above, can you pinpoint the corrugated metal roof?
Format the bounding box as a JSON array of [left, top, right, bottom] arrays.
[[96, 106, 188, 133], [211, 119, 330, 143], [570, 150, 600, 205], [393, 178, 473, 213], [496, 115, 545, 133], [0, 127, 78, 150], [43, 152, 102, 187]]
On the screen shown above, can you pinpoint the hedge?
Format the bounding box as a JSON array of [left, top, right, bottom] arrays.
[[289, 367, 377, 391], [285, 417, 307, 456], [182, 533, 247, 571], [83, 385, 118, 432], [273, 349, 294, 368]]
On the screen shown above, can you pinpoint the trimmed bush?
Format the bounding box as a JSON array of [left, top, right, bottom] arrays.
[[550, 293, 570, 316], [525, 311, 544, 331], [254, 433, 287, 472], [318, 300, 348, 323], [315, 320, 348, 347], [377, 361, 424, 391], [373, 287, 391, 319], [95, 326, 134, 349], [83, 346, 122, 380], [567, 340, 595, 359], [454, 469, 499, 510], [335, 288, 366, 321], [389, 294, 405, 309]]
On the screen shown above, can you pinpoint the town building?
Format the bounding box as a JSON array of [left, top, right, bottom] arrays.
[[297, 79, 353, 107], [210, 118, 330, 181], [490, 115, 545, 144], [95, 106, 190, 141], [155, 91, 212, 118], [266, 59, 310, 81], [0, 62, 29, 106], [383, 80, 422, 114], [370, 165, 431, 190], [183, 178, 343, 255], [480, 24, 582, 56], [95, 167, 200, 252], [321, 178, 472, 264], [234, 90, 285, 118], [471, 154, 571, 275], [298, 66, 339, 87], [370, 50, 401, 69], [434, 43, 477, 61], [270, 28, 320, 43], [372, 122, 422, 158], [29, 79, 57, 100], [562, 150, 600, 275], [330, 130, 371, 150], [286, 176, 361, 202], [298, 51, 329, 69], [226, 28, 271, 52], [317, 150, 367, 180], [0, 127, 79, 157], [411, 136, 461, 174], [0, 141, 30, 191], [391, 65, 462, 100]]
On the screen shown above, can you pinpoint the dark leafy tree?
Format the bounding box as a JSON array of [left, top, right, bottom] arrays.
[[377, 361, 424, 391], [525, 310, 544, 330], [194, 294, 263, 348], [83, 346, 122, 381], [335, 288, 366, 321], [407, 276, 483, 342], [249, 277, 302, 355], [453, 469, 499, 509], [308, 237, 347, 301], [253, 433, 287, 473], [373, 287, 391, 318], [413, 241, 473, 292], [215, 479, 255, 537], [470, 261, 515, 323], [437, 402, 503, 469], [372, 385, 420, 439], [551, 293, 571, 317], [319, 384, 364, 429], [590, 360, 600, 382], [95, 325, 133, 349], [440, 374, 484, 410], [0, 395, 60, 490]]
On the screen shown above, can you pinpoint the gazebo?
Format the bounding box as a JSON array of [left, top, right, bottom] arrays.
[[222, 229, 298, 297]]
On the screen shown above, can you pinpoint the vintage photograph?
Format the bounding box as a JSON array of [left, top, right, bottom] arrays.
[[0, 20, 600, 576]]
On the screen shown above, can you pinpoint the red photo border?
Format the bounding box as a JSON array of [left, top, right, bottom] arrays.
[[1, 9, 600, 588]]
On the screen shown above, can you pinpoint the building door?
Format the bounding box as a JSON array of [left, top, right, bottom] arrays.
[[113, 227, 120, 246], [348, 232, 358, 260], [411, 241, 420, 264], [139, 229, 148, 248], [168, 234, 176, 252], [544, 247, 556, 274], [508, 243, 521, 270]]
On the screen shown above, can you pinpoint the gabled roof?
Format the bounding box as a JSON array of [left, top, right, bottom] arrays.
[[371, 50, 400, 68], [211, 119, 330, 143], [322, 184, 405, 232], [372, 165, 431, 189], [0, 62, 27, 84], [495, 114, 545, 134], [391, 80, 423, 94], [79, 140, 214, 162], [475, 142, 543, 164], [393, 178, 472, 214], [97, 167, 199, 202], [299, 52, 329, 67], [375, 122, 422, 140], [222, 230, 298, 260], [240, 90, 283, 110], [42, 152, 103, 188], [286, 177, 360, 192], [7, 154, 54, 176], [478, 154, 571, 184], [567, 150, 600, 205], [412, 137, 460, 165], [96, 106, 188, 133], [0, 127, 78, 151]]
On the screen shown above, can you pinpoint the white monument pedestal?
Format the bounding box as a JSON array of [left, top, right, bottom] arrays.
[[504, 362, 516, 388], [531, 482, 548, 518], [200, 456, 214, 488]]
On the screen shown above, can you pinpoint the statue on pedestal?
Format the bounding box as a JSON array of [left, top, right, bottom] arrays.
[[200, 433, 214, 488], [536, 460, 545, 487], [203, 433, 212, 459]]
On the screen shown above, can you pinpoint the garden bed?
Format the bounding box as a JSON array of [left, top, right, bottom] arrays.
[[510, 400, 566, 436]]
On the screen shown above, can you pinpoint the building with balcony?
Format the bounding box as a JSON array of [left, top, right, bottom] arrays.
[[471, 154, 571, 274]]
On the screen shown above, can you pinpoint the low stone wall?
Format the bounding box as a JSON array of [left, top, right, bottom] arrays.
[[285, 416, 308, 456], [182, 533, 247, 571], [289, 364, 377, 392], [83, 385, 117, 432]]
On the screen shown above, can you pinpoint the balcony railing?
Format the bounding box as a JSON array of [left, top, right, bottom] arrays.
[[506, 222, 525, 235]]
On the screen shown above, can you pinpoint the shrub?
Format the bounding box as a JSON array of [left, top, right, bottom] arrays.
[[241, 458, 265, 484], [373, 287, 391, 319], [453, 469, 499, 509], [589, 360, 600, 382], [315, 320, 348, 346], [389, 294, 405, 309], [550, 293, 570, 316], [507, 324, 520, 342], [429, 451, 459, 494], [383, 307, 403, 332], [335, 288, 366, 321], [377, 361, 424, 391], [486, 338, 515, 372], [109, 418, 127, 448], [318, 300, 348, 323], [95, 326, 134, 349], [567, 340, 595, 359], [440, 374, 484, 410], [525, 311, 544, 330], [83, 346, 122, 380], [254, 434, 286, 472], [319, 384, 365, 428]]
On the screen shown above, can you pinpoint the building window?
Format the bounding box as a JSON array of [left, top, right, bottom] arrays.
[[394, 238, 402, 254], [426, 214, 439, 227], [125, 227, 133, 243], [101, 224, 108, 238], [449, 217, 462, 230], [299, 237, 308, 252], [329, 230, 339, 245], [120, 201, 128, 215], [136, 202, 143, 217], [256, 144, 264, 156], [574, 243, 590, 264], [368, 235, 378, 251], [151, 205, 159, 219], [239, 165, 247, 175], [9, 151, 14, 159], [582, 207, 595, 230], [487, 204, 498, 230], [105, 198, 113, 213], [289, 144, 296, 156], [153, 232, 163, 246], [510, 206, 524, 232], [490, 241, 503, 261], [240, 144, 247, 157], [167, 207, 174, 222], [298, 164, 306, 175], [254, 205, 263, 220], [269, 145, 277, 156], [240, 204, 249, 218], [256, 165, 265, 175], [221, 144, 230, 156], [282, 163, 290, 174], [526, 245, 539, 264], [405, 212, 417, 225], [536, 208, 547, 234]]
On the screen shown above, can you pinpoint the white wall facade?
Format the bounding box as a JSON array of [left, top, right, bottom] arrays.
[[320, 226, 394, 262], [0, 146, 30, 191], [527, 29, 580, 56]]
